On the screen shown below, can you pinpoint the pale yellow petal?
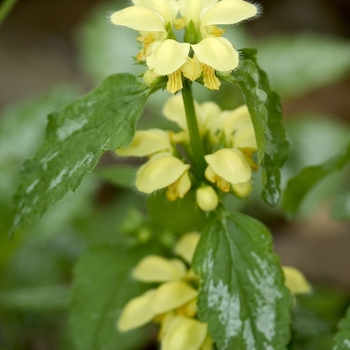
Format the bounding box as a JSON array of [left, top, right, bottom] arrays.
[[116, 129, 172, 157], [167, 69, 183, 94], [200, 334, 213, 350], [161, 315, 208, 350], [174, 232, 201, 264], [196, 186, 219, 211], [232, 180, 252, 198], [136, 152, 190, 193], [151, 281, 198, 314], [182, 56, 203, 81], [283, 266, 312, 294], [147, 40, 190, 75], [117, 290, 156, 331], [159, 312, 176, 339], [234, 127, 257, 149], [111, 7, 166, 32], [163, 95, 188, 130], [205, 148, 251, 184], [201, 0, 258, 28], [201, 101, 222, 133], [192, 37, 239, 71], [132, 0, 179, 23], [219, 105, 257, 149], [163, 95, 205, 132], [132, 255, 187, 282], [178, 0, 218, 25]]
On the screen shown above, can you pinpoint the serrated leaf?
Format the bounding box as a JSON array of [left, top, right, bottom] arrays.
[[11, 74, 147, 234], [257, 33, 350, 97], [220, 49, 289, 206], [193, 212, 292, 350], [70, 244, 155, 350], [333, 305, 350, 350], [282, 140, 350, 215]]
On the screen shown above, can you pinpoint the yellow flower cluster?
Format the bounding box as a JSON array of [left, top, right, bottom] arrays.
[[116, 95, 258, 211], [110, 0, 259, 93], [118, 233, 213, 350], [117, 233, 311, 350]]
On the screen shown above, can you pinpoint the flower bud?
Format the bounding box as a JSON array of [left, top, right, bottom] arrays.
[[196, 186, 218, 212], [232, 181, 252, 198], [143, 69, 160, 86]]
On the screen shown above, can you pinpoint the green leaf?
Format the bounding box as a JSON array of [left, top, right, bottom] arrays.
[[147, 191, 206, 237], [11, 74, 147, 234], [256, 33, 350, 97], [95, 165, 137, 189], [193, 212, 292, 350], [282, 140, 350, 215], [0, 285, 70, 311], [70, 244, 155, 350], [333, 305, 350, 350], [332, 193, 350, 220], [220, 49, 289, 206]]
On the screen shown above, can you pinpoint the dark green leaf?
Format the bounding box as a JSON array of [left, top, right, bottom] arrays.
[[11, 74, 147, 234], [193, 211, 292, 350], [96, 165, 137, 189], [282, 141, 350, 215], [333, 305, 350, 350], [70, 244, 155, 350], [220, 49, 289, 206]]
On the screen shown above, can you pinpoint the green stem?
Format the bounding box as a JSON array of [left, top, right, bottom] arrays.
[[0, 0, 17, 25], [182, 79, 206, 179]]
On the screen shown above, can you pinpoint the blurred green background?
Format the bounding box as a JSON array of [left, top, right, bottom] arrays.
[[0, 0, 349, 349]]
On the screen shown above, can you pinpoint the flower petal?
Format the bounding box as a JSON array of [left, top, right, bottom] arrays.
[[283, 266, 312, 294], [132, 255, 187, 282], [201, 0, 258, 27], [178, 0, 218, 25], [161, 315, 207, 350], [166, 171, 191, 200], [136, 152, 190, 193], [132, 0, 179, 23], [205, 148, 251, 184], [116, 129, 172, 157], [174, 232, 201, 263], [147, 40, 190, 75], [152, 281, 198, 314], [192, 37, 238, 71], [111, 6, 166, 32], [163, 95, 206, 132], [220, 105, 257, 149], [117, 290, 157, 331], [163, 95, 188, 130]]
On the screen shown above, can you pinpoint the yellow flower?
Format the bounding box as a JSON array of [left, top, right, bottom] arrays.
[[136, 152, 191, 200], [204, 148, 252, 192], [283, 266, 311, 295], [116, 129, 191, 200], [179, 0, 259, 89], [111, 0, 259, 92], [110, 1, 190, 93], [117, 233, 213, 350]]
